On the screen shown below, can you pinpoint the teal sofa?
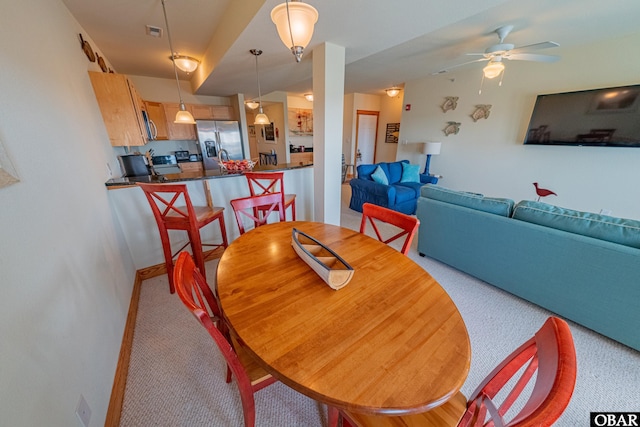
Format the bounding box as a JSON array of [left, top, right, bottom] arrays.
[[416, 184, 640, 351]]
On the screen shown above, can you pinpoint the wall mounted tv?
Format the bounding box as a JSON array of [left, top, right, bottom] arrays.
[[524, 84, 640, 147]]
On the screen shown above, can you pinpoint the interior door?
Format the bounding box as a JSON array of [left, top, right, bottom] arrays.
[[355, 110, 379, 165]]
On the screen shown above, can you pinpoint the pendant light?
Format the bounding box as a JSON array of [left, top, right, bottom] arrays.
[[271, 0, 318, 62], [161, 0, 196, 124], [169, 54, 200, 73], [385, 87, 401, 97], [245, 100, 260, 110], [250, 49, 270, 125]]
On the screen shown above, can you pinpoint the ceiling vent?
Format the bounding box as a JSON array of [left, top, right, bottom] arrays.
[[146, 25, 163, 38]]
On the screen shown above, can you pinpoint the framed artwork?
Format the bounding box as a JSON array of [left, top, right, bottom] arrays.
[[248, 125, 256, 137], [288, 108, 313, 135], [385, 123, 400, 143], [262, 122, 276, 143]]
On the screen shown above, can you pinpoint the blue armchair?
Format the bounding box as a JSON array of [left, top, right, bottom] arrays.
[[349, 160, 428, 215]]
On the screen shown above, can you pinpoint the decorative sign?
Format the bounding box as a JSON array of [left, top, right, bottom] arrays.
[[288, 108, 313, 135], [385, 123, 400, 143]]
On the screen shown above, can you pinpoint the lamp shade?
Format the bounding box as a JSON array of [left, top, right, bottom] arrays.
[[254, 108, 270, 125], [175, 103, 196, 124], [170, 54, 200, 73], [483, 60, 505, 79], [245, 100, 259, 110], [422, 142, 442, 155], [271, 1, 318, 61], [386, 88, 400, 97]]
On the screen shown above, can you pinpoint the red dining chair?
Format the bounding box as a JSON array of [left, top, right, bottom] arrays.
[[244, 171, 296, 221], [330, 316, 577, 427], [359, 202, 420, 255], [230, 193, 285, 235], [138, 183, 228, 293], [173, 252, 277, 427]]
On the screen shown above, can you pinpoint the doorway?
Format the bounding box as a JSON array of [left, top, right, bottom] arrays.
[[355, 110, 379, 165]]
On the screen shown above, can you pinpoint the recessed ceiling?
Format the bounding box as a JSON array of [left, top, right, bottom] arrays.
[[63, 0, 640, 99]]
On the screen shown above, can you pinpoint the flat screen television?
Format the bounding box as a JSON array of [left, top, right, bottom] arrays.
[[524, 84, 640, 147]]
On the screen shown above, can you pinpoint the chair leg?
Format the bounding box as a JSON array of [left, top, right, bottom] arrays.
[[188, 228, 207, 283], [218, 215, 229, 248], [158, 227, 176, 294], [327, 406, 339, 427], [290, 199, 296, 221]]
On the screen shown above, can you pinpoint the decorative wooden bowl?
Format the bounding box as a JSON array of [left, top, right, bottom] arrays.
[[291, 228, 354, 290]]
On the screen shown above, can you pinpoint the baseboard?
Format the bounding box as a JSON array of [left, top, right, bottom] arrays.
[[104, 247, 225, 426], [104, 271, 143, 427]]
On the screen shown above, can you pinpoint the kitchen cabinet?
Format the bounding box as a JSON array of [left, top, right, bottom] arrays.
[[191, 104, 235, 120], [290, 152, 313, 164], [144, 101, 168, 140], [179, 162, 204, 173], [88, 71, 148, 146], [163, 103, 197, 140]]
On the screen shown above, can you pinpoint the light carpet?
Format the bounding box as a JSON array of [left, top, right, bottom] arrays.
[[120, 185, 640, 426]]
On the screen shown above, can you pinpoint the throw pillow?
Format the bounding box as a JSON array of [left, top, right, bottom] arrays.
[[371, 165, 389, 185], [400, 163, 420, 183]]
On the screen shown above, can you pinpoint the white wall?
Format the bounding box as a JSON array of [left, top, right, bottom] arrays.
[[0, 0, 135, 425], [397, 31, 640, 220]]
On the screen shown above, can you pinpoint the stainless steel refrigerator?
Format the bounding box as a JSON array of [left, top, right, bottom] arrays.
[[196, 120, 244, 170]]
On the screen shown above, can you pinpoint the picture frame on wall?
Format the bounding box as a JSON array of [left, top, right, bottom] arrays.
[[261, 122, 276, 144], [385, 123, 400, 143]]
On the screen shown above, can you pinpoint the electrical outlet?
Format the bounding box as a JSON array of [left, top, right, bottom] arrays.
[[75, 394, 91, 427]]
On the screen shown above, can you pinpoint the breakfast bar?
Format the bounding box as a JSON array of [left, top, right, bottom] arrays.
[[105, 163, 314, 270]]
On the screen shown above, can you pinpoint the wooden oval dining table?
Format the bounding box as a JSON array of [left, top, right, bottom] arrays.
[[216, 221, 471, 416]]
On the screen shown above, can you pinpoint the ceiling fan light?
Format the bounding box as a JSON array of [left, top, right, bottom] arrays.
[[175, 103, 196, 124], [386, 87, 401, 97], [483, 61, 505, 79], [304, 93, 314, 102], [245, 100, 260, 109], [170, 54, 200, 73], [271, 1, 318, 62]]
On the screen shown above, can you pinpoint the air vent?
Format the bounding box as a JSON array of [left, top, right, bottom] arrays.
[[146, 25, 163, 38]]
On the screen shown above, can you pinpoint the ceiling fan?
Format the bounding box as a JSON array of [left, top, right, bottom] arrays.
[[436, 25, 560, 77]]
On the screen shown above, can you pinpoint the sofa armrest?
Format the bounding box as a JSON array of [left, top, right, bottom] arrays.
[[349, 178, 396, 212], [420, 174, 439, 184]]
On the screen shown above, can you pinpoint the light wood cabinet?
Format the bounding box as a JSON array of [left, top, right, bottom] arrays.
[[179, 162, 204, 173], [191, 104, 234, 120], [163, 103, 197, 140], [290, 152, 313, 164], [144, 101, 168, 140], [88, 71, 148, 146]]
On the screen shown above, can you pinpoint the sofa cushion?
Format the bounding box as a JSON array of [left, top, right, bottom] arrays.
[[394, 185, 417, 204], [386, 161, 406, 184], [400, 162, 420, 183], [512, 200, 640, 249], [420, 185, 515, 217], [396, 181, 423, 197], [371, 165, 389, 185]]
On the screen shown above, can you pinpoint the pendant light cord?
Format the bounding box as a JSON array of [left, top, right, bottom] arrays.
[[251, 50, 264, 110], [161, 0, 185, 105]]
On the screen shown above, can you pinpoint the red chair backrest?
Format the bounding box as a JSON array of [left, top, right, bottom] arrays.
[[230, 193, 285, 235], [137, 183, 198, 231], [459, 317, 577, 427], [173, 252, 254, 407], [244, 171, 287, 205], [360, 202, 420, 255]]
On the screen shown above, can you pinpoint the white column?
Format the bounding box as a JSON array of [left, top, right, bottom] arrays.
[[312, 42, 345, 225]]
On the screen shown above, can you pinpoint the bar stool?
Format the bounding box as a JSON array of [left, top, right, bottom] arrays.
[[137, 182, 228, 294], [243, 171, 296, 221]]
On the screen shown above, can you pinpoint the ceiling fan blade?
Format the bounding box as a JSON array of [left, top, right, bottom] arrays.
[[509, 41, 559, 54], [432, 57, 489, 74], [506, 53, 560, 62]]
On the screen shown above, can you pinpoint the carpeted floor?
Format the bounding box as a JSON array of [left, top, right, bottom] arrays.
[[119, 184, 640, 426]]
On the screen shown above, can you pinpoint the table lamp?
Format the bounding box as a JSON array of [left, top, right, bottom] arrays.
[[422, 142, 441, 175]]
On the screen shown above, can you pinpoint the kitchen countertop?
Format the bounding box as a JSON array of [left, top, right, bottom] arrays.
[[105, 161, 313, 189]]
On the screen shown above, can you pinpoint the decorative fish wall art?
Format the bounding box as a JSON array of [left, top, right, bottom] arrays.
[[471, 104, 492, 122], [441, 96, 459, 113], [443, 121, 461, 136]]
